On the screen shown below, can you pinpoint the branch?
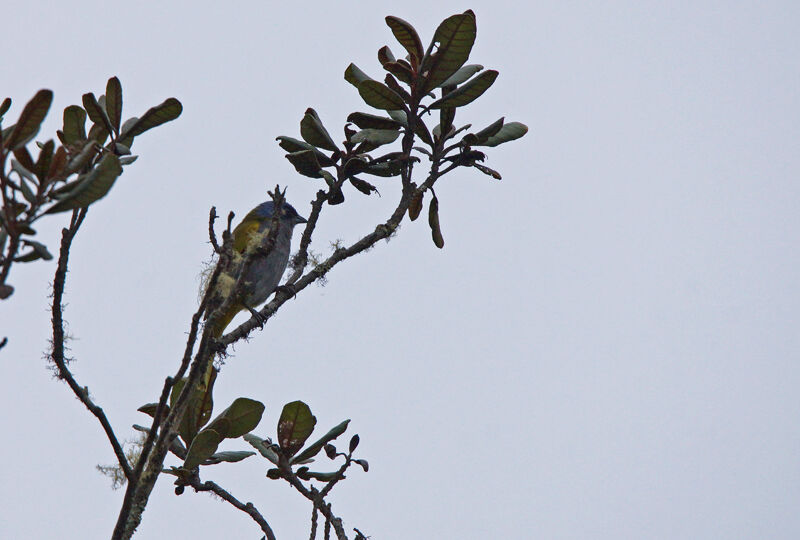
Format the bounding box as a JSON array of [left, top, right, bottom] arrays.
[[287, 190, 328, 284], [187, 477, 277, 540], [279, 467, 349, 540], [49, 207, 133, 481]]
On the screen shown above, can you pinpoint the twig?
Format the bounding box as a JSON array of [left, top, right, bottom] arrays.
[[287, 190, 328, 283], [187, 477, 277, 540], [49, 207, 133, 480]]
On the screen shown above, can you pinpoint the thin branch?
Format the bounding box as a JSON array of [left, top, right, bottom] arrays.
[[49, 207, 133, 481], [187, 477, 277, 540], [287, 190, 328, 284]]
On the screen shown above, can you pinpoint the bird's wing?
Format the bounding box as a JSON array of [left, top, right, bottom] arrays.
[[232, 212, 264, 253]]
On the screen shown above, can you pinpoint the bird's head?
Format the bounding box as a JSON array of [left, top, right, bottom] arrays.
[[252, 201, 308, 226]]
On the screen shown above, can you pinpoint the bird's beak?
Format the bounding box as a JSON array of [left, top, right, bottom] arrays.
[[295, 215, 308, 225]]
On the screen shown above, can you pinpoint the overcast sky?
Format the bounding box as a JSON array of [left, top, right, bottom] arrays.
[[2, 1, 799, 539]]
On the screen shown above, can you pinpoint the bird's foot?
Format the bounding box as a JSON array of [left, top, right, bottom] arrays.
[[274, 283, 297, 299], [246, 305, 267, 327]]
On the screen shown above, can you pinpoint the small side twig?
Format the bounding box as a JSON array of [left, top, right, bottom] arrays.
[[49, 207, 133, 481], [187, 477, 277, 540]]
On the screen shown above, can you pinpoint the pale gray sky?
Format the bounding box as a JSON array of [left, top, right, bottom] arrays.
[[2, 1, 799, 539]]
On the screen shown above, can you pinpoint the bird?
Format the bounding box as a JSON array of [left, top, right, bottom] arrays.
[[206, 200, 307, 338]]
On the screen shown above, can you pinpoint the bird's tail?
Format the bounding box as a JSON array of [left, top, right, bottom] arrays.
[[208, 302, 242, 339]]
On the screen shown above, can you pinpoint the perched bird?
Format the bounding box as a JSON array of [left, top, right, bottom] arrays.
[[206, 200, 307, 338]]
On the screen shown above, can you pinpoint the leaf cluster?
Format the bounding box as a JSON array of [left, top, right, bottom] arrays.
[[275, 10, 527, 248], [0, 77, 182, 299]]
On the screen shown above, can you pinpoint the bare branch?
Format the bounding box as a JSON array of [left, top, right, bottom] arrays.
[[49, 207, 133, 481], [187, 477, 277, 540]]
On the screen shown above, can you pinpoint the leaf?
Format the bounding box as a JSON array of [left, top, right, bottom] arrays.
[[429, 70, 498, 109], [275, 136, 335, 166], [383, 61, 414, 85], [278, 401, 317, 457], [118, 98, 182, 146], [204, 451, 256, 465], [0, 97, 10, 119], [205, 397, 265, 438], [385, 16, 424, 63], [87, 123, 109, 145], [62, 106, 87, 145], [34, 140, 55, 182], [82, 93, 113, 136], [291, 419, 350, 464], [478, 121, 528, 147], [300, 108, 339, 151], [285, 150, 324, 178], [474, 163, 502, 179], [119, 155, 139, 165], [408, 190, 423, 221], [137, 403, 162, 418], [349, 434, 360, 453], [467, 117, 505, 145], [19, 239, 52, 261], [439, 64, 484, 88], [46, 153, 123, 214], [351, 128, 400, 146], [183, 428, 223, 469], [47, 146, 68, 180], [346, 112, 402, 130], [349, 177, 378, 196], [363, 161, 403, 177], [105, 77, 123, 132], [377, 45, 395, 66], [428, 195, 444, 248], [11, 158, 37, 183], [421, 10, 477, 92], [344, 63, 373, 88], [354, 459, 369, 472], [64, 140, 98, 174], [5, 90, 53, 150], [357, 80, 406, 111], [243, 433, 280, 465]]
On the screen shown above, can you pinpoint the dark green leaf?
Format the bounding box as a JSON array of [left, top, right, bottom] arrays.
[[243, 433, 280, 465], [409, 191, 423, 221], [119, 155, 138, 166], [468, 117, 505, 145], [302, 471, 339, 482], [346, 112, 402, 130], [428, 195, 444, 248], [474, 163, 502, 179], [344, 63, 372, 88], [46, 153, 123, 213], [385, 16, 424, 63], [351, 128, 400, 146], [13, 147, 35, 171], [439, 64, 484, 87], [384, 61, 414, 85], [137, 403, 162, 418], [349, 177, 378, 196], [378, 45, 395, 66], [6, 90, 53, 150], [349, 434, 360, 453], [0, 97, 10, 119], [205, 397, 265, 438], [300, 108, 338, 151], [11, 158, 36, 183], [429, 70, 498, 108], [62, 106, 87, 145], [358, 80, 406, 111], [478, 121, 528, 147], [421, 10, 477, 92], [363, 161, 403, 177], [343, 157, 368, 177], [285, 150, 323, 178], [87, 123, 109, 145], [105, 77, 123, 132], [205, 451, 255, 465], [22, 239, 53, 260], [276, 136, 334, 166], [354, 459, 369, 472], [82, 93, 113, 136], [118, 98, 182, 146], [278, 401, 317, 457], [35, 140, 55, 182], [183, 428, 223, 469], [64, 140, 98, 174], [18, 178, 37, 204], [291, 419, 350, 464]]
